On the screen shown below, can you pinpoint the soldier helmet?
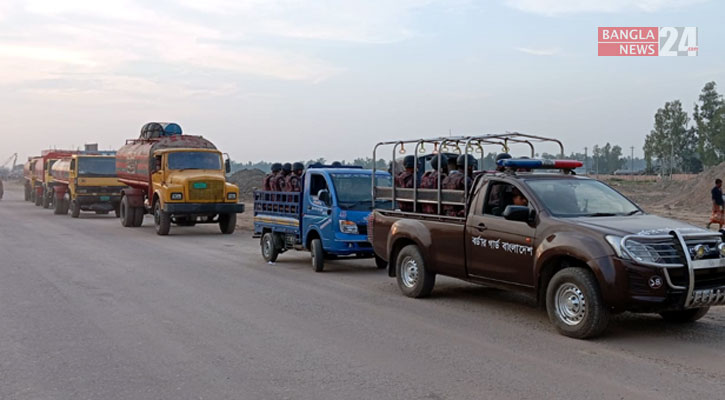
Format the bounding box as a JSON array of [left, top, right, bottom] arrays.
[[331, 161, 342, 167], [282, 163, 292, 173], [430, 154, 447, 170], [457, 154, 477, 168], [292, 162, 304, 171], [495, 153, 512, 162], [403, 155, 416, 169], [271, 163, 282, 172]]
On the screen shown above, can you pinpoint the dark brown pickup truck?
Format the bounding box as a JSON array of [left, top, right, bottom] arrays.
[[370, 161, 725, 338]]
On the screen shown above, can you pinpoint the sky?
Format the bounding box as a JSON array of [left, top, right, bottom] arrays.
[[1, 0, 724, 164]]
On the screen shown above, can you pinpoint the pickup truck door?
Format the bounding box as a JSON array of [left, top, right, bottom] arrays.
[[465, 180, 536, 287], [302, 172, 335, 249]]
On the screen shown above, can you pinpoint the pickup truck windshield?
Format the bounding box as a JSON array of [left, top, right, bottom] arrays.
[[168, 152, 221, 170], [331, 173, 392, 211], [78, 157, 117, 177], [526, 179, 640, 217]]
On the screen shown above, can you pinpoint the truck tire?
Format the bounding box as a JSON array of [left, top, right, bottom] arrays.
[[311, 238, 325, 272], [546, 267, 610, 339], [70, 200, 81, 218], [120, 196, 134, 227], [154, 201, 170, 235], [31, 189, 37, 204], [24, 185, 30, 201], [53, 197, 67, 215], [660, 307, 710, 323], [395, 245, 435, 298], [114, 206, 121, 218], [132, 206, 144, 227], [261, 232, 280, 262], [375, 255, 388, 269], [219, 213, 236, 234], [42, 189, 51, 209]]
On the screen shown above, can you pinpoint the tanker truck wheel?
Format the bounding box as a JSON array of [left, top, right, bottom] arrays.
[[24, 185, 31, 201], [42, 188, 51, 209], [120, 196, 136, 227], [219, 213, 236, 234], [154, 201, 170, 235], [114, 205, 121, 218], [70, 200, 81, 218], [132, 206, 144, 227], [53, 197, 67, 215]]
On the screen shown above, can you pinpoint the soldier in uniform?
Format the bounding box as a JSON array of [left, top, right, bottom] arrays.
[[395, 155, 416, 211], [284, 162, 304, 192], [273, 163, 291, 192], [263, 163, 282, 191], [420, 154, 448, 214], [441, 154, 477, 216]]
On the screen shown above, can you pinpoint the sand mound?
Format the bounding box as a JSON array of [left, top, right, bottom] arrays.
[[657, 162, 725, 210], [227, 168, 266, 201]]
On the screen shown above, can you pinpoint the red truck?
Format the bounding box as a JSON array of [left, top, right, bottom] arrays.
[[369, 133, 725, 338]]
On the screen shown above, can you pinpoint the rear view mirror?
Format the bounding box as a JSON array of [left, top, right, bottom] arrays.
[[503, 205, 535, 223], [318, 189, 331, 206], [225, 159, 231, 174]]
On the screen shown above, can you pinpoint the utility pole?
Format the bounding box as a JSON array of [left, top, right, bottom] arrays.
[[584, 147, 588, 175], [630, 146, 634, 181]]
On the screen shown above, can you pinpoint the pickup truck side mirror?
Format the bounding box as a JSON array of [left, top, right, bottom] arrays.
[[503, 205, 535, 224], [318, 189, 331, 206], [225, 158, 231, 174]]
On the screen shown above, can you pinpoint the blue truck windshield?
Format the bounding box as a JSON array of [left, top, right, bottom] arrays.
[[78, 157, 117, 177], [526, 179, 640, 217], [168, 152, 221, 170], [331, 173, 392, 211]]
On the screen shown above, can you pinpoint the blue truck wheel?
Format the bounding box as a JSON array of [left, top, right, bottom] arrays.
[[311, 238, 324, 272]]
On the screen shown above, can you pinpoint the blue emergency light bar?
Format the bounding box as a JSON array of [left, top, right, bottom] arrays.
[[497, 159, 583, 169]]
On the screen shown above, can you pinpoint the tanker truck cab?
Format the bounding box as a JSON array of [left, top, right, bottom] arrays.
[[253, 166, 392, 272], [59, 155, 126, 218], [150, 148, 240, 216]]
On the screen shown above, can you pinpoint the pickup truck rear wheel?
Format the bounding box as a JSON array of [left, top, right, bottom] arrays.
[[660, 307, 709, 323], [396, 245, 435, 298], [154, 201, 171, 235], [219, 213, 236, 234], [374, 255, 388, 269], [546, 267, 609, 339], [311, 238, 325, 272], [261, 232, 280, 262]]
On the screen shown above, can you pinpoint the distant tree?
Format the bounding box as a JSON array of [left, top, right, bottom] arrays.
[[644, 100, 697, 174], [694, 81, 725, 166]]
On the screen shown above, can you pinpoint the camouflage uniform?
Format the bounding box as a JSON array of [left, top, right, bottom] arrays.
[[395, 170, 415, 211], [420, 170, 446, 214], [441, 170, 471, 216], [285, 173, 302, 192], [272, 172, 288, 192], [262, 174, 275, 191]]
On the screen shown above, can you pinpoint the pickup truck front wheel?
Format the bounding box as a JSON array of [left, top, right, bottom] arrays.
[[396, 245, 435, 298], [546, 268, 609, 339], [311, 238, 325, 272]]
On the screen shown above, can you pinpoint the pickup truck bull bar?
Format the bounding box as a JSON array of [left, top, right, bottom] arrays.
[[619, 229, 725, 308], [372, 132, 564, 214]]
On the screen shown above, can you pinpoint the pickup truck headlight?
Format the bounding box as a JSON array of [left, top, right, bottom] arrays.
[[171, 192, 183, 200], [227, 192, 237, 200], [339, 220, 359, 234], [605, 235, 630, 260]]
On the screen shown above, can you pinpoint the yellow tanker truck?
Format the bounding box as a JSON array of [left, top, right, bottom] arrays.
[[50, 154, 127, 217]]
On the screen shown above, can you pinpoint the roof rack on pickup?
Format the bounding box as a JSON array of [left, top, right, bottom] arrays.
[[372, 132, 565, 215]]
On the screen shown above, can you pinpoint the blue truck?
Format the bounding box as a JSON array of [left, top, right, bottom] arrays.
[[253, 165, 392, 272]]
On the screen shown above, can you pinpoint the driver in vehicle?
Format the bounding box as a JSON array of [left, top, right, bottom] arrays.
[[512, 187, 528, 207]]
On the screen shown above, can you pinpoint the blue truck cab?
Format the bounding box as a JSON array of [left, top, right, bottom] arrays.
[[253, 165, 392, 272]]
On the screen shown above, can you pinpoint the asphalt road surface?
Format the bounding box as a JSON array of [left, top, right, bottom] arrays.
[[2, 184, 725, 400]]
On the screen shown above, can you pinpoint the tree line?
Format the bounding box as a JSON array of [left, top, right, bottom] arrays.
[[644, 81, 724, 174]]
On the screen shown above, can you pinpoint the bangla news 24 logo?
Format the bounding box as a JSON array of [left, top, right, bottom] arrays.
[[598, 27, 698, 56]]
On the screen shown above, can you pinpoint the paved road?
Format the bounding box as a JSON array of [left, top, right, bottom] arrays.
[[1, 184, 725, 400]]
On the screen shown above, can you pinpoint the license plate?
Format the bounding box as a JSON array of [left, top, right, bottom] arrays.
[[100, 196, 110, 201], [193, 182, 207, 189]]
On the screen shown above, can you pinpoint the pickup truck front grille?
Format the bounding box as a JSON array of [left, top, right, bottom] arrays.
[[188, 180, 224, 202]]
